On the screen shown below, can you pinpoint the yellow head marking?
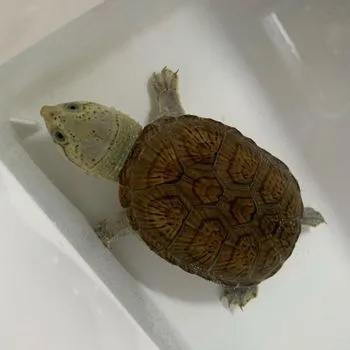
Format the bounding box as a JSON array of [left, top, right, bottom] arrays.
[[40, 101, 119, 173]]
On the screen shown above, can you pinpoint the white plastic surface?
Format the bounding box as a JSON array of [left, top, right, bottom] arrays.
[[0, 0, 103, 66], [0, 152, 159, 350], [1, 0, 350, 349]]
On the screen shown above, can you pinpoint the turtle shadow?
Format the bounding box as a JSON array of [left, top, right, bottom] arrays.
[[111, 235, 221, 304]]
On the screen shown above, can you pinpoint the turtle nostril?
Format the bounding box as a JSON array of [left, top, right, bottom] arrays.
[[40, 105, 55, 119]]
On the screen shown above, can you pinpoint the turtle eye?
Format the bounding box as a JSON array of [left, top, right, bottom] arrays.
[[65, 102, 80, 111], [53, 130, 66, 143]]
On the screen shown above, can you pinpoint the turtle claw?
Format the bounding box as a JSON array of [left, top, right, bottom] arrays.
[[94, 212, 135, 249], [152, 66, 180, 100], [94, 219, 114, 249], [220, 285, 258, 311]]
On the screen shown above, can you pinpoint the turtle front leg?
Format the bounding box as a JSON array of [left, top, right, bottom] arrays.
[[151, 66, 185, 118], [94, 210, 138, 249], [221, 284, 258, 311]]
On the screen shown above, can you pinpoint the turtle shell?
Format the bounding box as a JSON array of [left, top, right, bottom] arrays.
[[119, 115, 303, 287]]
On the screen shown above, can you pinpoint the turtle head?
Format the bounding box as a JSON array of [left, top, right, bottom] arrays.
[[40, 101, 142, 181]]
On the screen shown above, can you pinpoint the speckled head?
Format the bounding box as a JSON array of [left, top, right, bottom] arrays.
[[40, 101, 141, 181]]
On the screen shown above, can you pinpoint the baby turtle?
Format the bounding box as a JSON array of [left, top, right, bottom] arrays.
[[40, 67, 325, 309]]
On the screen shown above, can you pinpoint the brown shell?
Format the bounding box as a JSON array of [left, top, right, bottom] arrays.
[[119, 115, 303, 287]]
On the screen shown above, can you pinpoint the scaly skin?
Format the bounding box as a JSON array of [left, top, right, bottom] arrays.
[[40, 66, 325, 310], [40, 67, 185, 179], [40, 102, 142, 181]]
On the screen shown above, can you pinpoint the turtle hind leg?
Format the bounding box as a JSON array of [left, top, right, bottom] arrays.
[[221, 285, 258, 311], [302, 207, 326, 228], [151, 66, 185, 118]]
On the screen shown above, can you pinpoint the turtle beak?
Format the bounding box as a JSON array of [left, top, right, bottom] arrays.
[[40, 105, 55, 120]]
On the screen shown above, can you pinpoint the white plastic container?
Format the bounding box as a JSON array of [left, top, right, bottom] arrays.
[[1, 1, 349, 349]]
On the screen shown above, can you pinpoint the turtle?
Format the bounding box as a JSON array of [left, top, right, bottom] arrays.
[[40, 66, 325, 309]]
